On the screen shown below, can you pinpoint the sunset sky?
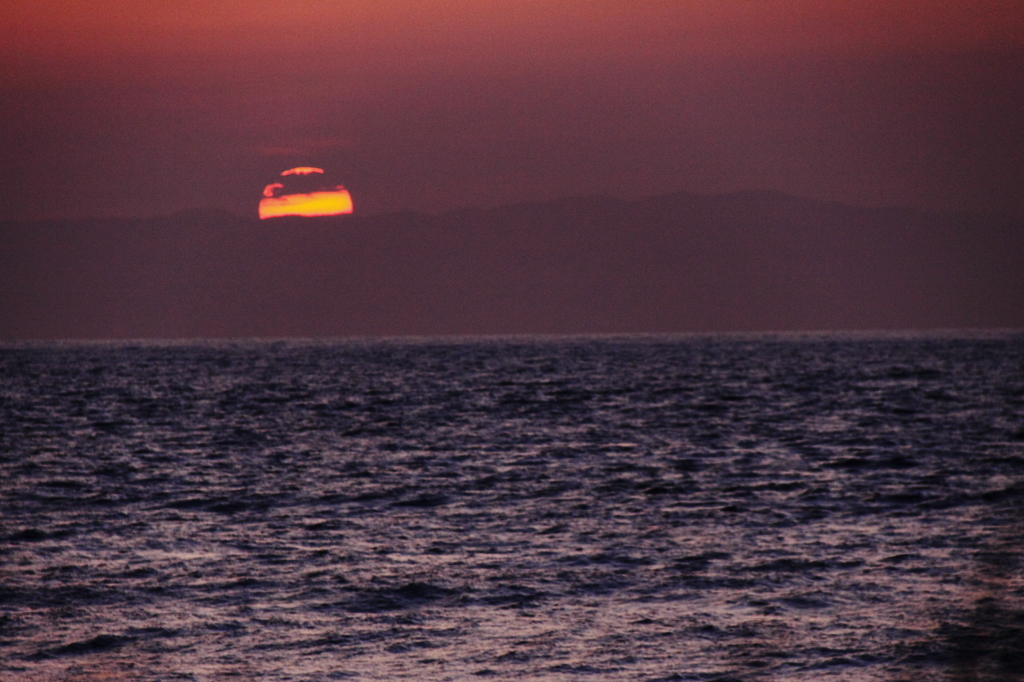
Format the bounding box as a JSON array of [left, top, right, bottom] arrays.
[[3, 0, 1023, 220]]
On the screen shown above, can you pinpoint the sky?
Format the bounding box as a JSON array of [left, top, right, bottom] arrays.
[[3, 0, 1024, 220]]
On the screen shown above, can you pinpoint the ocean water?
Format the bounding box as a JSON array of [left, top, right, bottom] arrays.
[[1, 333, 1023, 682]]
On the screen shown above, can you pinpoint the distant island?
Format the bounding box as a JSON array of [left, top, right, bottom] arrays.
[[2, 191, 1022, 339]]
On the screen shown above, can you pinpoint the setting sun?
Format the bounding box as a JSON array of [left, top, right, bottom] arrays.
[[258, 167, 353, 219]]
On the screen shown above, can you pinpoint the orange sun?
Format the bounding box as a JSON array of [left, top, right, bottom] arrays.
[[258, 167, 353, 219]]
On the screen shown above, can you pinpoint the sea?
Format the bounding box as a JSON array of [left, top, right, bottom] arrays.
[[1, 333, 1022, 682]]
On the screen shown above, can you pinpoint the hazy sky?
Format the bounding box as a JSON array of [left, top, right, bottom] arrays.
[[3, 0, 1023, 220]]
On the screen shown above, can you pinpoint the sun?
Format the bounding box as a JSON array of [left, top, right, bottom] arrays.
[[258, 167, 353, 219]]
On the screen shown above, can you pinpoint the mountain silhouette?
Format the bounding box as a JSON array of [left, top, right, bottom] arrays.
[[2, 191, 1021, 338]]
